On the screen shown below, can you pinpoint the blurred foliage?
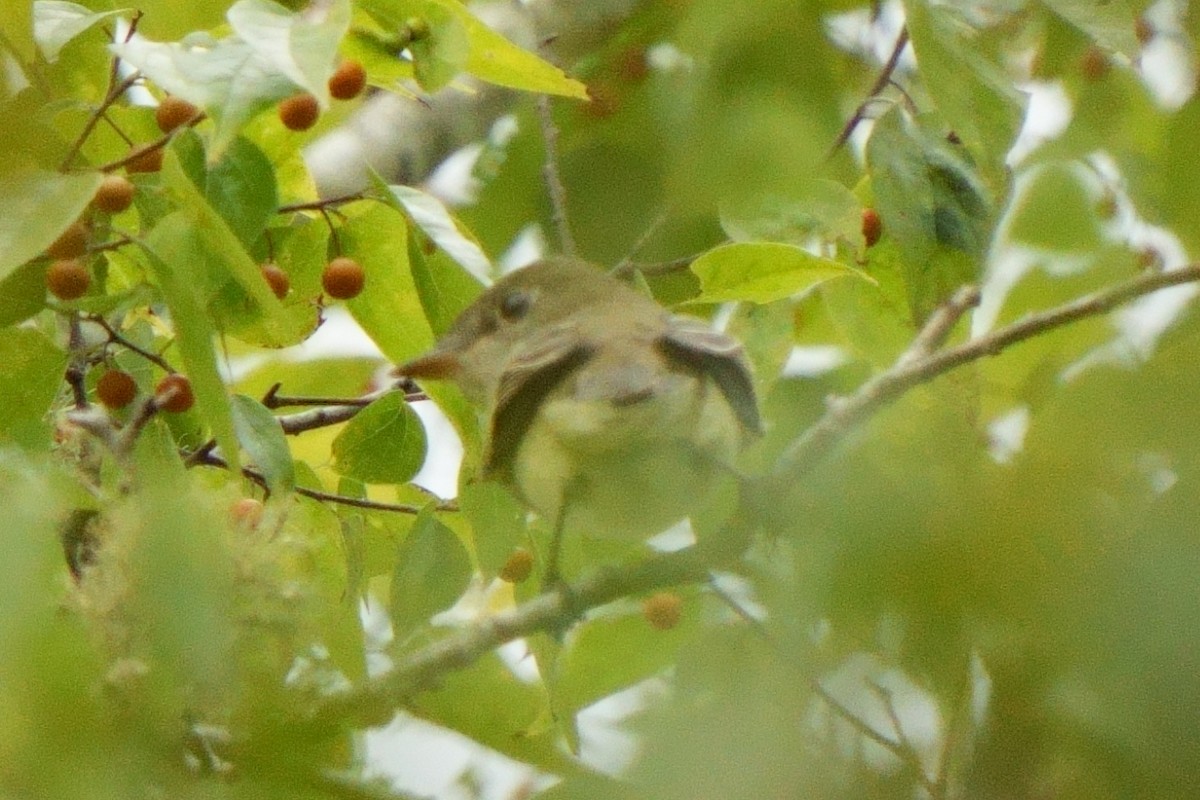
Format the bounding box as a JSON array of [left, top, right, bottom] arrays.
[[1, 0, 1198, 798]]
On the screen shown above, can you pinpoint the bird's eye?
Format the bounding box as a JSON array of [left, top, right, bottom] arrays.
[[499, 290, 532, 321]]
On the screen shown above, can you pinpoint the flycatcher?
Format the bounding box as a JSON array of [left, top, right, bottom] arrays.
[[399, 257, 761, 553]]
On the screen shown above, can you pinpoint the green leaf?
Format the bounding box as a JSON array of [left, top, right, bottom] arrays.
[[689, 242, 866, 304], [0, 168, 102, 281], [389, 508, 471, 641], [554, 602, 697, 723], [159, 146, 292, 345], [331, 391, 427, 484], [720, 180, 863, 247], [1006, 161, 1103, 252], [904, 1, 1026, 182], [458, 482, 526, 577], [141, 212, 240, 473], [357, 0, 586, 98], [0, 260, 53, 328], [1, 1, 34, 61], [0, 328, 68, 450], [382, 183, 492, 280], [867, 108, 991, 320], [1043, 0, 1140, 56], [231, 394, 295, 493], [226, 0, 349, 97], [112, 0, 349, 160], [33, 1, 127, 62], [198, 134, 280, 251], [337, 202, 435, 361], [408, 235, 484, 337]]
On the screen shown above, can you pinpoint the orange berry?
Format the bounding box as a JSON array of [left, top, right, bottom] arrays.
[[92, 175, 136, 214], [278, 93, 320, 131], [1135, 16, 1153, 46], [321, 256, 365, 299], [96, 369, 137, 409], [230, 497, 265, 530], [155, 373, 195, 413], [46, 259, 91, 300], [642, 591, 683, 630], [499, 549, 534, 584], [328, 59, 367, 100], [862, 208, 883, 247], [261, 262, 290, 299], [46, 221, 88, 260], [125, 144, 164, 174], [155, 95, 200, 133], [1080, 46, 1110, 81]]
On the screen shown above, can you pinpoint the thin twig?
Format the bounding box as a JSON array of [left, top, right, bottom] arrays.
[[869, 681, 940, 797], [60, 72, 142, 171], [96, 125, 178, 173], [828, 26, 910, 157], [65, 314, 90, 409], [612, 208, 673, 274], [289, 264, 1200, 735], [303, 546, 710, 729], [278, 193, 368, 214], [188, 448, 454, 514], [772, 264, 1200, 485], [610, 254, 699, 279], [536, 95, 577, 257], [88, 314, 175, 372]]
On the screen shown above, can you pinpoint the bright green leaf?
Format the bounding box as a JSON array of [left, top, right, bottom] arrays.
[[33, 1, 127, 61], [331, 391, 427, 484], [227, 0, 350, 98], [689, 242, 866, 304], [0, 328, 67, 450], [0, 169, 102, 281], [382, 182, 492, 280], [231, 394, 295, 492], [141, 212, 240, 473], [389, 508, 471, 641], [1043, 0, 1140, 56]]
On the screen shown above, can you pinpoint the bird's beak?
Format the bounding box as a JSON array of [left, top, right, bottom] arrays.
[[395, 347, 461, 381]]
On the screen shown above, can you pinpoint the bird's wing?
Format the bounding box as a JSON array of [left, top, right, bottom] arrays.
[[485, 325, 594, 478], [658, 316, 762, 436]]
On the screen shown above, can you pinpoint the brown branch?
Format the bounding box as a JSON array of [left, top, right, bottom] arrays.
[[828, 25, 910, 157], [288, 265, 1200, 735], [277, 193, 368, 214], [536, 95, 577, 257], [772, 264, 1200, 485], [60, 72, 142, 172], [65, 314, 90, 409], [88, 314, 175, 372], [97, 126, 178, 173], [302, 546, 711, 729], [188, 448, 453, 515]]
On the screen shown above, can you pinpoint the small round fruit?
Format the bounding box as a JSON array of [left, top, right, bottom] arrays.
[[643, 592, 683, 631], [322, 256, 365, 299], [261, 262, 290, 299], [499, 549, 534, 584], [230, 497, 265, 530], [46, 222, 88, 260], [155, 95, 200, 133], [46, 259, 91, 300], [155, 373, 195, 413], [328, 59, 367, 100], [125, 144, 165, 174], [862, 208, 883, 248], [92, 175, 136, 214], [279, 93, 320, 131], [1080, 46, 1110, 81], [96, 369, 137, 409], [1135, 16, 1153, 46]]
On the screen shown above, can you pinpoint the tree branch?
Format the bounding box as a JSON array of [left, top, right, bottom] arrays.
[[828, 25, 909, 157], [772, 264, 1200, 484], [302, 546, 711, 729]]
